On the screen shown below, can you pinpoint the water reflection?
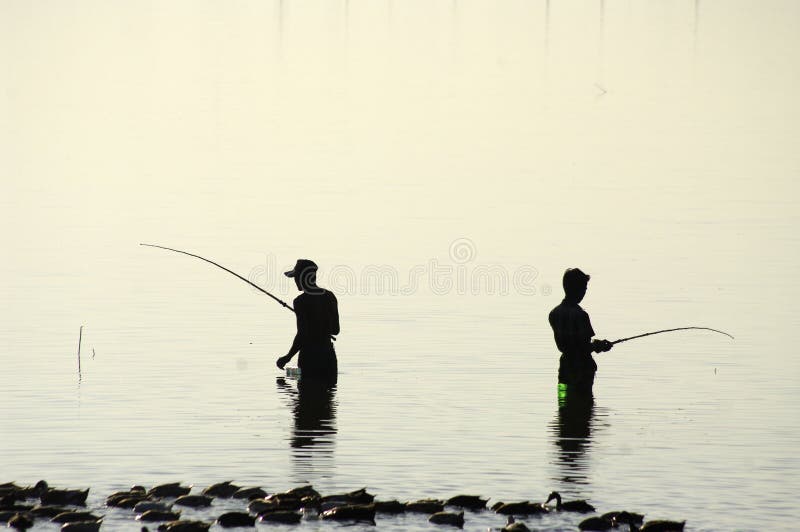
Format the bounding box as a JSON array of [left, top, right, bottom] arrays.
[[549, 387, 600, 486], [276, 377, 338, 480]]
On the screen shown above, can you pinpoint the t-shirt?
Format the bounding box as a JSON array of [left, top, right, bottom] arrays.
[[294, 289, 340, 347], [548, 299, 595, 357]]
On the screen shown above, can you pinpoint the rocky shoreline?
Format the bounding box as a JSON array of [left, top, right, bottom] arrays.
[[1, 481, 686, 531]]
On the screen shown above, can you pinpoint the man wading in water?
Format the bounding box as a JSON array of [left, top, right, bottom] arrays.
[[549, 268, 612, 395], [276, 259, 340, 382]]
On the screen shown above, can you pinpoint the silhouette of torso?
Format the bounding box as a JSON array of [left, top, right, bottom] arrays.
[[549, 299, 597, 390], [294, 290, 339, 380]]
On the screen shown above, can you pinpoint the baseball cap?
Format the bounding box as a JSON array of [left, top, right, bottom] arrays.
[[284, 259, 318, 278]]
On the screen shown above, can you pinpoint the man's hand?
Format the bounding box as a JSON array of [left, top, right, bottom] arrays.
[[592, 339, 613, 353], [276, 354, 292, 369]]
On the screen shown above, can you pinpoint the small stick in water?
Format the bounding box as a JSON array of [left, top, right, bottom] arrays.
[[77, 325, 84, 377]]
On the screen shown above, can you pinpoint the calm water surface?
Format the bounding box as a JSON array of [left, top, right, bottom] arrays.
[[2, 1, 799, 530]]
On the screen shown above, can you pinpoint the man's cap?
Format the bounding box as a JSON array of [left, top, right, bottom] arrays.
[[284, 259, 318, 278]]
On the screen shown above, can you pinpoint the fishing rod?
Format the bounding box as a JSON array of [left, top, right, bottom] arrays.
[[140, 243, 294, 312], [612, 327, 734, 345]]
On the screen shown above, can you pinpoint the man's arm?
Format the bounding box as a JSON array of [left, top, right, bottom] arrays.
[[277, 298, 305, 369], [550, 306, 611, 354], [276, 334, 301, 369], [549, 311, 593, 354], [329, 292, 340, 336], [584, 306, 611, 353]]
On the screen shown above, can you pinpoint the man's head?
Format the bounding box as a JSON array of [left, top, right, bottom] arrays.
[[284, 259, 318, 292], [563, 268, 590, 303]]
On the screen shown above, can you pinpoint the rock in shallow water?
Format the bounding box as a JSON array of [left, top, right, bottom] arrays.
[[156, 520, 211, 532], [202, 482, 240, 498], [41, 488, 89, 507], [232, 487, 267, 500], [493, 501, 548, 515], [445, 494, 488, 510], [51, 511, 101, 524], [216, 512, 255, 528], [134, 501, 173, 514], [106, 487, 147, 508], [60, 521, 101, 532], [258, 511, 302, 524], [405, 499, 445, 513], [429, 510, 465, 528], [320, 488, 374, 505], [373, 500, 406, 514], [579, 516, 615, 531], [148, 484, 191, 499], [30, 505, 68, 518], [137, 510, 181, 522], [174, 495, 213, 508], [320, 504, 376, 523], [501, 516, 531, 532], [8, 512, 34, 531], [638, 520, 686, 532]]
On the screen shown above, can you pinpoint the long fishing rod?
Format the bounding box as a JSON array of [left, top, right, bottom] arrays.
[[612, 327, 734, 345], [140, 243, 294, 312]]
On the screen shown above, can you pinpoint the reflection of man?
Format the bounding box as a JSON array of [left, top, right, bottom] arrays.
[[548, 268, 612, 394], [551, 392, 595, 484], [276, 377, 337, 479], [276, 259, 340, 382], [293, 378, 337, 448]]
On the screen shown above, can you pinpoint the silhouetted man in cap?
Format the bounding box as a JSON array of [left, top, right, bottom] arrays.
[[548, 268, 612, 395], [276, 259, 339, 382]]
